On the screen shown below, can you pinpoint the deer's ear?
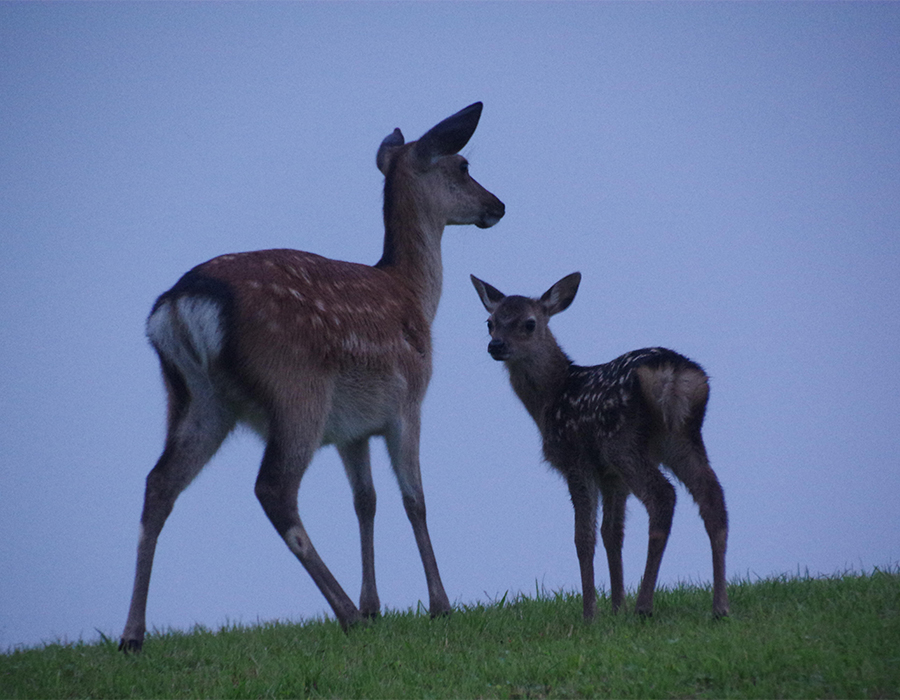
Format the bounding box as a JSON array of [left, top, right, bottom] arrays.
[[470, 274, 505, 313], [414, 102, 483, 166], [376, 128, 405, 174], [540, 272, 581, 316]]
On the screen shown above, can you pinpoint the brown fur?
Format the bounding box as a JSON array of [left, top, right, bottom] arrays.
[[119, 103, 504, 652]]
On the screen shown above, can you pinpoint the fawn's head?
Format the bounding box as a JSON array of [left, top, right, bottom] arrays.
[[470, 272, 582, 362], [376, 102, 505, 231]]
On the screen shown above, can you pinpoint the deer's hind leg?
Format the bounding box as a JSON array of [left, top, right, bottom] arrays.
[[254, 408, 362, 632], [121, 361, 236, 652], [618, 455, 677, 617], [664, 434, 729, 617]]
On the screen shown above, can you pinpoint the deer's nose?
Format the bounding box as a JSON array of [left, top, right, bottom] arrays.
[[477, 198, 506, 228], [487, 338, 508, 361]]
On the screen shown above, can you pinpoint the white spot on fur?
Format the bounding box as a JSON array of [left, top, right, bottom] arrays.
[[283, 525, 310, 557], [342, 332, 361, 353]]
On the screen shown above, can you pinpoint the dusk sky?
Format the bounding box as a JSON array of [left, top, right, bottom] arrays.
[[2, 2, 898, 650]]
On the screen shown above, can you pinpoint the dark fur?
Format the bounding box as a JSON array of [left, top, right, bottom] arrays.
[[472, 273, 729, 620]]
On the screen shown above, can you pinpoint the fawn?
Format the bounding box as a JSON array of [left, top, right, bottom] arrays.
[[471, 272, 728, 620]]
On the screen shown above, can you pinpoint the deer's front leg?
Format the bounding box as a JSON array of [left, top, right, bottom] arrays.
[[338, 439, 381, 618], [567, 472, 600, 621], [385, 414, 451, 618]]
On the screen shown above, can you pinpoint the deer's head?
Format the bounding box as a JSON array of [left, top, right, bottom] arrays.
[[376, 103, 505, 230]]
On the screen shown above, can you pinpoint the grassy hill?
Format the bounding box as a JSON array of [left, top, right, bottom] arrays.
[[2, 569, 898, 698]]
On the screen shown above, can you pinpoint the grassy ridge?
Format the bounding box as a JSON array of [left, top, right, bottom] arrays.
[[2, 569, 899, 698]]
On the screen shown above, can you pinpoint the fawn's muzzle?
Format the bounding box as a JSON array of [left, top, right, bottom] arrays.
[[488, 339, 509, 361]]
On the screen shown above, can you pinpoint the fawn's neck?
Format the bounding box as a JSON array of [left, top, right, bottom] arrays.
[[506, 342, 572, 428]]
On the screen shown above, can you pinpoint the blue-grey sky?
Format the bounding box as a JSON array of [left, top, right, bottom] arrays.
[[2, 3, 898, 650]]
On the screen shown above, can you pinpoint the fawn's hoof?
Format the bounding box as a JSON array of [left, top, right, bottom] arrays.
[[118, 637, 143, 654]]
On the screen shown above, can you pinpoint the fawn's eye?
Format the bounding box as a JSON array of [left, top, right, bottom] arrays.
[[459, 161, 469, 174], [523, 318, 536, 333], [486, 319, 494, 332]]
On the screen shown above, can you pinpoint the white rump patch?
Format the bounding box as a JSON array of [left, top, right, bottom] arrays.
[[147, 296, 225, 373]]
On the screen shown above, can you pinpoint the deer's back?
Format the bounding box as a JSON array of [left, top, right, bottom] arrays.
[[149, 249, 432, 422], [540, 347, 704, 473]]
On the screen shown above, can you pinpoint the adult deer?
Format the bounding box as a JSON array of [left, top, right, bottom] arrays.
[[119, 103, 504, 652], [471, 272, 728, 621]]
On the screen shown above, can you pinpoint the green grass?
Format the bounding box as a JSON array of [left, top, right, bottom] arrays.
[[3, 568, 899, 698]]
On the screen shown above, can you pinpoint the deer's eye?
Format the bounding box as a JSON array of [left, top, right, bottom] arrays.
[[459, 161, 469, 174], [486, 319, 494, 333], [523, 318, 536, 333]]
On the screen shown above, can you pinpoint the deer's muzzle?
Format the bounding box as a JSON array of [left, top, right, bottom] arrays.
[[488, 338, 509, 361]]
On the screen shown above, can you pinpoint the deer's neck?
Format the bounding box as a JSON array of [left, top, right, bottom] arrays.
[[506, 342, 572, 428], [376, 185, 445, 324]]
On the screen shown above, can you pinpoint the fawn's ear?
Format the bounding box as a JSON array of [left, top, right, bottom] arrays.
[[470, 274, 506, 313], [540, 272, 581, 316]]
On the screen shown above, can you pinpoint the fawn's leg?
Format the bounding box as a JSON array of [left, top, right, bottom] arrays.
[[567, 472, 600, 620], [666, 436, 729, 616], [627, 464, 676, 616], [599, 478, 628, 612]]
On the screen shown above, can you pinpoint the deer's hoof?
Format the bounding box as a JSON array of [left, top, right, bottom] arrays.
[[118, 637, 143, 654]]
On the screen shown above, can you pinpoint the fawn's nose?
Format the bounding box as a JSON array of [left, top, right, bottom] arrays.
[[487, 338, 509, 361]]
